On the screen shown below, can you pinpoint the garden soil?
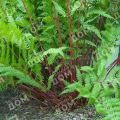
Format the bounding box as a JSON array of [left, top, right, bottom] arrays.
[[0, 90, 104, 120]]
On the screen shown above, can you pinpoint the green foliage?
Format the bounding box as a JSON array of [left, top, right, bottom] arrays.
[[95, 98, 120, 120], [0, 0, 120, 119], [62, 62, 120, 119], [52, 1, 67, 17], [0, 63, 45, 91]]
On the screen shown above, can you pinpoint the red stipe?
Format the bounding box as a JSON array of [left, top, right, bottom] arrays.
[[53, 0, 64, 66], [34, 88, 55, 108], [53, 1, 65, 91], [21, 0, 44, 52], [51, 66, 65, 101], [0, 4, 8, 22], [1, 81, 58, 106], [8, 87, 47, 107], [111, 0, 118, 23], [33, 72, 60, 104], [89, 2, 109, 63], [33, 0, 36, 20], [106, 57, 119, 71], [39, 87, 59, 103], [95, 16, 104, 45], [76, 0, 83, 60], [53, 0, 63, 48], [3, 37, 52, 84], [17, 84, 56, 108], [106, 56, 120, 77], [67, 0, 73, 83], [80, 28, 85, 67], [21, 0, 52, 75], [88, 15, 104, 65], [3, 38, 19, 60], [79, 3, 88, 67]]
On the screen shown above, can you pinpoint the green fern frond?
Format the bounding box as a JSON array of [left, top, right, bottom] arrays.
[[47, 74, 54, 90], [85, 74, 91, 83], [60, 83, 77, 95], [80, 66, 94, 72], [0, 63, 46, 91], [85, 15, 99, 23], [47, 53, 57, 65], [83, 23, 103, 40], [47, 64, 61, 90], [95, 97, 120, 120], [70, 1, 80, 16], [76, 66, 82, 83], [111, 83, 120, 99], [52, 1, 67, 17], [43, 47, 68, 65], [91, 83, 101, 98], [80, 40, 96, 47], [87, 8, 114, 19], [43, 47, 68, 56]]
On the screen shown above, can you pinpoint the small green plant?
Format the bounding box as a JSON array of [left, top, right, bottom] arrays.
[[7, 115, 19, 120], [53, 113, 59, 117]]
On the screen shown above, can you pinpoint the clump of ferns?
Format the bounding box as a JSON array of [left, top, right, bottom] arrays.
[[0, 0, 120, 114]]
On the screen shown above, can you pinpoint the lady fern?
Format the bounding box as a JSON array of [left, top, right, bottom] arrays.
[[0, 0, 120, 119], [61, 62, 120, 119]]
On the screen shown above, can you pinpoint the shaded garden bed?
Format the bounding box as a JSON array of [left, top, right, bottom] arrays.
[[0, 90, 104, 120]]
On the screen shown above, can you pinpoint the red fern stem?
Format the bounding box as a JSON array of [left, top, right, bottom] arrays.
[[67, 0, 73, 83]]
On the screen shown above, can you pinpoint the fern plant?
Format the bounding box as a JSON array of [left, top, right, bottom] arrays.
[[0, 0, 120, 119], [61, 60, 120, 119]]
